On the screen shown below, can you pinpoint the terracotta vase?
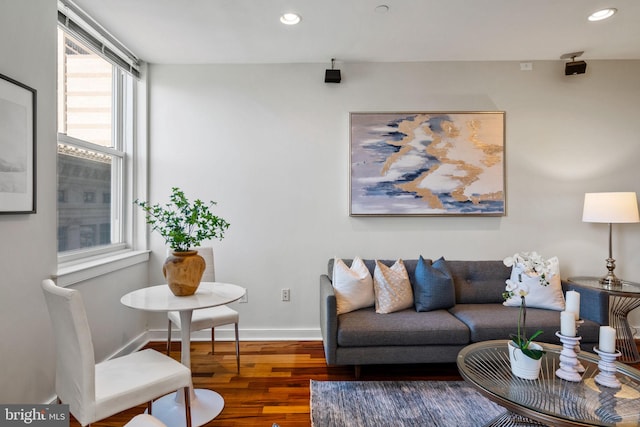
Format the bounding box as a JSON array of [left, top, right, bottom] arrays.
[[163, 250, 206, 296], [508, 341, 543, 380]]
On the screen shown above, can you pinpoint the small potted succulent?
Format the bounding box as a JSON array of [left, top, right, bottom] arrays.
[[135, 187, 230, 296]]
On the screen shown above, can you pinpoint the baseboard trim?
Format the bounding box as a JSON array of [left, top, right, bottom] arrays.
[[148, 327, 322, 342], [108, 331, 149, 359]]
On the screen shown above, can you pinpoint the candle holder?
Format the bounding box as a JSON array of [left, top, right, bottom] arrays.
[[574, 320, 586, 373], [594, 346, 622, 389], [555, 331, 583, 382]]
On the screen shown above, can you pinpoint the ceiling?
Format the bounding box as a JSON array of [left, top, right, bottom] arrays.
[[70, 0, 640, 65]]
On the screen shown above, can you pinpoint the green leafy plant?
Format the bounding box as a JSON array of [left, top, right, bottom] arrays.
[[504, 292, 545, 360], [135, 187, 230, 252]]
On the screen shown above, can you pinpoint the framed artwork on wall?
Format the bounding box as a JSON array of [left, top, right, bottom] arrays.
[[350, 111, 505, 216], [0, 73, 36, 214]]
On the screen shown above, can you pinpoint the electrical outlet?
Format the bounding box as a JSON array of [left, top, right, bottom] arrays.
[[239, 289, 248, 303], [281, 288, 290, 302], [520, 62, 533, 71]]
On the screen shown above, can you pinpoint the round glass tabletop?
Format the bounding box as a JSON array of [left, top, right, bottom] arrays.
[[457, 340, 640, 426], [568, 277, 640, 297]]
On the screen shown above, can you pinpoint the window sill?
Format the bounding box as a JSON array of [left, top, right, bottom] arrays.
[[54, 249, 150, 287]]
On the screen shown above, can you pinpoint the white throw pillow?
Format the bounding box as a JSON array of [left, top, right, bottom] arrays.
[[332, 257, 375, 315], [373, 259, 414, 314], [503, 256, 565, 311]]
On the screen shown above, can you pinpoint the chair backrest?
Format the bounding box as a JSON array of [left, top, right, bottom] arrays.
[[41, 279, 96, 422], [195, 247, 215, 282]]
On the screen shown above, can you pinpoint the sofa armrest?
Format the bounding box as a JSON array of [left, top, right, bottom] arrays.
[[320, 274, 338, 365], [562, 280, 609, 325]]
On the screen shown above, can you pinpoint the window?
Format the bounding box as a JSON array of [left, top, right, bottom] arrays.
[[83, 191, 96, 203], [57, 28, 123, 255], [80, 224, 97, 248], [57, 2, 140, 261], [57, 226, 68, 252], [99, 223, 110, 245]]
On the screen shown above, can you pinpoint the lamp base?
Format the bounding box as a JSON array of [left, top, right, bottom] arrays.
[[600, 257, 622, 289], [600, 276, 622, 289]]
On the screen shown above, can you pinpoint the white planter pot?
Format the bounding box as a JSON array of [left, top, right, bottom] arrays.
[[508, 341, 543, 380]]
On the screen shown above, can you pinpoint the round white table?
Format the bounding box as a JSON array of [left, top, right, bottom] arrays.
[[121, 282, 245, 427]]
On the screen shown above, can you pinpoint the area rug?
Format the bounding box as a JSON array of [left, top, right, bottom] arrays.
[[310, 380, 506, 427]]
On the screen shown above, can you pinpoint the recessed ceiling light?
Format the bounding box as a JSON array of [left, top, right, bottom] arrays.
[[375, 5, 390, 14], [280, 12, 301, 25], [588, 8, 617, 21]]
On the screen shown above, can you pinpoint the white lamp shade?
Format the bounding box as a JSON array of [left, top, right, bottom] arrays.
[[582, 192, 640, 223]]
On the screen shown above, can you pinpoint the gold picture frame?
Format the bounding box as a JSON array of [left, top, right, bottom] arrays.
[[350, 111, 505, 216]]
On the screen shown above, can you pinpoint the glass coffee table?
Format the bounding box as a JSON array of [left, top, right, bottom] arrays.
[[457, 340, 640, 426]]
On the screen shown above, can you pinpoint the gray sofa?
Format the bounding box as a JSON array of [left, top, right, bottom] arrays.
[[320, 259, 608, 375]]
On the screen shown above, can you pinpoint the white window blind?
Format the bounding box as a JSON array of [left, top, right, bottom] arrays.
[[57, 0, 141, 78]]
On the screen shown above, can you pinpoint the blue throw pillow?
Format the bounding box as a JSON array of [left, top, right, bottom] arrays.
[[413, 256, 456, 312]]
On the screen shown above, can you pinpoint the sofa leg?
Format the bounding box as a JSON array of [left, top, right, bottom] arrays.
[[354, 365, 361, 379]]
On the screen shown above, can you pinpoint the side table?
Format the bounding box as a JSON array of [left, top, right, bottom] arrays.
[[121, 282, 245, 427], [568, 276, 640, 363]]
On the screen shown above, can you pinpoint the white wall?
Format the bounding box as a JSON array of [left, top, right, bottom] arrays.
[[0, 1, 149, 404], [147, 60, 640, 337], [0, 0, 58, 404]]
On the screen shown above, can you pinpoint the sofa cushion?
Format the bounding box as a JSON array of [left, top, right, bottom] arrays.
[[413, 256, 456, 312], [337, 307, 469, 347], [503, 257, 565, 311], [449, 261, 510, 304], [373, 259, 414, 314], [332, 257, 375, 315], [448, 304, 601, 344], [328, 259, 422, 281]]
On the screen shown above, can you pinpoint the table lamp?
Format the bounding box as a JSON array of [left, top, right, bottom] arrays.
[[582, 192, 640, 288]]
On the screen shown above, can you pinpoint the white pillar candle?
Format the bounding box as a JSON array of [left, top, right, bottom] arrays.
[[565, 290, 580, 320], [599, 326, 617, 353], [560, 311, 576, 337]]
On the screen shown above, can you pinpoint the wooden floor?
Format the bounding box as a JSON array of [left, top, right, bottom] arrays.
[[69, 340, 463, 426]]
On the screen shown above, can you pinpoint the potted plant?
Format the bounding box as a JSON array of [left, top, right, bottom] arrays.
[[135, 187, 230, 296], [502, 252, 551, 379]]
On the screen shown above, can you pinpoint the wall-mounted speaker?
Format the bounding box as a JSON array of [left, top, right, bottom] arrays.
[[325, 69, 341, 83], [565, 60, 587, 75]]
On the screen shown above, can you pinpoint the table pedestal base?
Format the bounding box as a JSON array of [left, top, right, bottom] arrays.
[[150, 389, 224, 427]]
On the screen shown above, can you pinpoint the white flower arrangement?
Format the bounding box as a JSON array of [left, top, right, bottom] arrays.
[[504, 279, 529, 300], [502, 251, 553, 361], [503, 251, 552, 287]]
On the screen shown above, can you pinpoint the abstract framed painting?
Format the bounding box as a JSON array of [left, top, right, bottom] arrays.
[[0, 73, 36, 214], [350, 112, 505, 216]]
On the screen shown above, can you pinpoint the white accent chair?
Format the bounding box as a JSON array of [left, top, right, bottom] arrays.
[[41, 279, 192, 427], [166, 247, 241, 372], [125, 414, 168, 427]]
